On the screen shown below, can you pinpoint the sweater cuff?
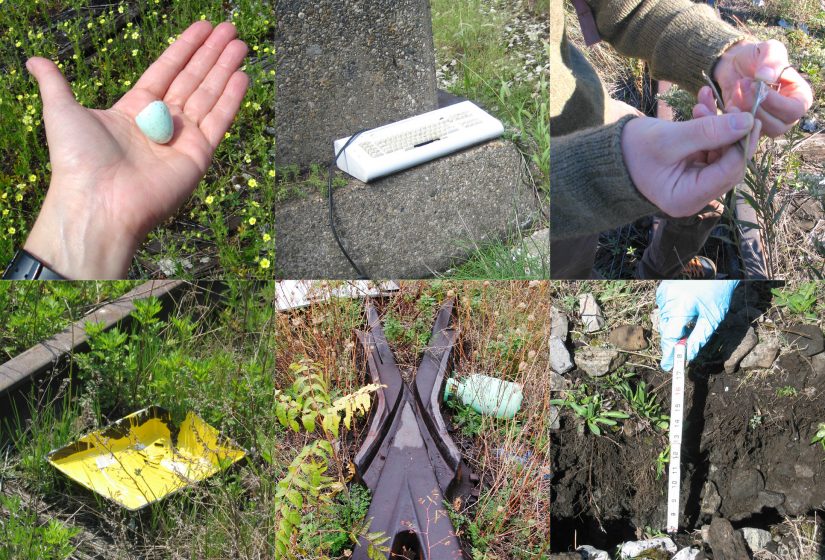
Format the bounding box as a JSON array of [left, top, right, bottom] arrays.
[[650, 1, 746, 94], [551, 115, 659, 240]]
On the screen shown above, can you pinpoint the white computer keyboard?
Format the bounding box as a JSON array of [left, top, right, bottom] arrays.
[[333, 101, 504, 183]]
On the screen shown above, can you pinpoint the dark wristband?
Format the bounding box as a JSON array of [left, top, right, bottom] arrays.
[[2, 249, 66, 280]]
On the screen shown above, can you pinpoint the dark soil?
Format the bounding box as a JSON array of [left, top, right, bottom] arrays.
[[550, 288, 825, 552]]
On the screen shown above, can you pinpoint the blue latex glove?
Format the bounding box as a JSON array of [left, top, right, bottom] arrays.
[[656, 280, 739, 371]]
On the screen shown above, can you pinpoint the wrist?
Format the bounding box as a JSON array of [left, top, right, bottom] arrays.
[[23, 181, 141, 279]]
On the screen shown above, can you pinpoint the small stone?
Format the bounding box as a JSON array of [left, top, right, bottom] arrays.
[[579, 294, 605, 333], [135, 100, 174, 144], [548, 405, 560, 430], [757, 490, 785, 509], [739, 341, 779, 370], [618, 537, 677, 557], [794, 463, 815, 478], [609, 324, 648, 351], [549, 338, 574, 374], [701, 524, 711, 543], [701, 480, 721, 515], [708, 517, 750, 560], [740, 527, 771, 552], [575, 347, 626, 377], [549, 371, 570, 391], [724, 326, 758, 373], [801, 117, 818, 133], [781, 324, 824, 357], [551, 308, 569, 340], [730, 468, 765, 502], [672, 548, 702, 560], [576, 545, 609, 560], [814, 353, 825, 374]]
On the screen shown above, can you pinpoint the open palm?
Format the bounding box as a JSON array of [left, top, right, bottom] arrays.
[[25, 21, 248, 278]]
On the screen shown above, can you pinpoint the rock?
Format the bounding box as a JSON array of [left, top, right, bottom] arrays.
[[618, 537, 677, 557], [739, 340, 779, 370], [518, 228, 549, 272], [701, 524, 711, 543], [550, 338, 574, 375], [814, 353, 825, 374], [579, 294, 605, 333], [801, 116, 819, 133], [548, 405, 561, 430], [724, 327, 758, 373], [781, 324, 824, 357], [740, 527, 771, 552], [730, 468, 765, 503], [708, 517, 750, 560], [551, 308, 569, 340], [575, 347, 626, 377], [549, 371, 570, 391], [272, 140, 541, 277], [576, 545, 609, 560], [548, 555, 583, 560], [701, 480, 722, 515], [651, 309, 659, 335], [794, 464, 815, 478], [672, 548, 702, 560], [757, 490, 785, 509], [608, 325, 648, 351]]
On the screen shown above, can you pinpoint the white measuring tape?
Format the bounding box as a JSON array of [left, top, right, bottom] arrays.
[[666, 339, 687, 534]]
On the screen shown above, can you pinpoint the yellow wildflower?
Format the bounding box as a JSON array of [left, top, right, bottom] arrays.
[[262, 233, 272, 242], [205, 195, 214, 205], [247, 178, 258, 188], [259, 258, 271, 269], [248, 217, 257, 226]]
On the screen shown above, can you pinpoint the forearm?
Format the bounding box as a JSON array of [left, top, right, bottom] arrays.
[[550, 115, 658, 240], [587, 0, 745, 93]]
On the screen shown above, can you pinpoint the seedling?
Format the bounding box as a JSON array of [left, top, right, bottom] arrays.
[[812, 423, 825, 451], [551, 388, 629, 436]]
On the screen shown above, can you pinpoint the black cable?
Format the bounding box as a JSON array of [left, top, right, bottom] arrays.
[[329, 130, 368, 279]]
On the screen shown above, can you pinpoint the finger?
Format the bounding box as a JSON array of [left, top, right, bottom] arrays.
[[26, 57, 77, 112], [183, 39, 248, 124], [697, 86, 718, 114], [165, 21, 238, 107], [659, 316, 690, 372], [756, 87, 810, 133], [133, 21, 214, 99], [693, 103, 716, 120], [774, 66, 814, 111], [691, 140, 748, 202], [685, 316, 716, 363], [752, 40, 791, 83], [200, 71, 249, 149], [670, 112, 753, 159]]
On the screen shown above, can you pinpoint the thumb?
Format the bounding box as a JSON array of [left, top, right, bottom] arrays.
[[671, 112, 754, 158], [685, 316, 718, 363], [26, 57, 77, 112]]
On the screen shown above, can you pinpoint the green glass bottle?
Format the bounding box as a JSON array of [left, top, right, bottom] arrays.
[[443, 374, 523, 419]]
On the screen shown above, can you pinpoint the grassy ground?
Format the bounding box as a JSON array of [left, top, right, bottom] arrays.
[[0, 1, 274, 278], [564, 0, 825, 280], [0, 281, 551, 559]]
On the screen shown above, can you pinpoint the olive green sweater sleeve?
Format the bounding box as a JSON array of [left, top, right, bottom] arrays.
[[551, 115, 659, 240], [587, 0, 745, 94]]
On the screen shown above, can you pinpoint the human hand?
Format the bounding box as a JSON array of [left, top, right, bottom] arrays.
[[23, 21, 249, 279], [621, 111, 761, 218], [657, 280, 739, 371], [713, 39, 813, 137]]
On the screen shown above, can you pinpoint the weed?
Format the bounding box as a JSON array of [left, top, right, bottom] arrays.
[[551, 386, 630, 436], [446, 398, 485, 437], [615, 379, 670, 431], [771, 282, 819, 318], [777, 386, 798, 398], [0, 494, 80, 560], [655, 446, 670, 480], [811, 422, 825, 451]]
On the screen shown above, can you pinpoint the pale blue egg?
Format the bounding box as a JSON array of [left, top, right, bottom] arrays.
[[135, 101, 174, 144]]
